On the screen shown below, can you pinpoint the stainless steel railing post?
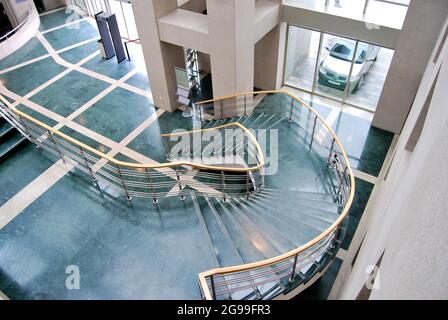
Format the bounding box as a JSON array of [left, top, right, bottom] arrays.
[[337, 165, 348, 196], [244, 94, 247, 116], [246, 172, 250, 200], [310, 115, 317, 148], [221, 170, 227, 203], [116, 164, 132, 202], [79, 146, 97, 182], [328, 138, 335, 164], [175, 167, 185, 201], [47, 130, 66, 163], [288, 97, 294, 124], [164, 136, 171, 159], [145, 168, 159, 205], [329, 228, 339, 250], [18, 115, 38, 147], [289, 253, 299, 283], [210, 275, 216, 300]]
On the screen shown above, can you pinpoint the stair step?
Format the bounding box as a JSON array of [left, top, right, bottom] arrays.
[[213, 197, 265, 263], [226, 200, 286, 258], [237, 198, 322, 247], [191, 195, 256, 300], [194, 195, 243, 266], [0, 121, 14, 140], [256, 192, 341, 216], [246, 197, 334, 234], [0, 130, 27, 160], [215, 198, 290, 298], [254, 114, 278, 130], [261, 188, 337, 205], [253, 198, 339, 226]]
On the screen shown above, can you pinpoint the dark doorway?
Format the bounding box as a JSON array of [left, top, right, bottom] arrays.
[[0, 2, 13, 39], [33, 0, 45, 13]]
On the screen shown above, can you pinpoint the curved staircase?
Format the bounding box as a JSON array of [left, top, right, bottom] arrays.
[[0, 91, 354, 300]]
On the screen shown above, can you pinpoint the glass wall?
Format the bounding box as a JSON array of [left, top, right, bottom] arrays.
[[68, 0, 139, 40], [284, 25, 395, 111], [285, 28, 320, 92], [284, 0, 410, 29]]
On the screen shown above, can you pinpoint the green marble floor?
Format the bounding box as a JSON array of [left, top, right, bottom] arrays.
[[73, 87, 156, 143], [332, 112, 394, 177], [43, 20, 99, 51], [0, 8, 395, 300], [0, 145, 57, 206], [0, 57, 66, 96], [59, 40, 100, 64], [0, 169, 217, 299], [29, 70, 110, 117], [39, 7, 87, 32], [0, 38, 48, 70]]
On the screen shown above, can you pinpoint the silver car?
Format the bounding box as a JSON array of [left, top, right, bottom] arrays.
[[318, 39, 379, 93]]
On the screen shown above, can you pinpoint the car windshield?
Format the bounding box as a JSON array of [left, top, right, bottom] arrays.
[[330, 42, 368, 64]]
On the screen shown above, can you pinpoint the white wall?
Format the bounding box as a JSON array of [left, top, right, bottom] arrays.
[[0, 1, 39, 60], [2, 0, 36, 26], [340, 14, 448, 300], [372, 0, 448, 134], [254, 23, 285, 90], [284, 25, 312, 82]]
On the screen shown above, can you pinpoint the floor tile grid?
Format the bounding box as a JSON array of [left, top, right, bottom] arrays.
[[40, 17, 90, 35], [1, 25, 147, 153], [0, 108, 164, 232], [1, 59, 218, 224], [35, 29, 153, 101], [1, 23, 222, 200]]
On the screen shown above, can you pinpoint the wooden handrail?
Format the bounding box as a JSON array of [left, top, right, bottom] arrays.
[[0, 95, 263, 173]]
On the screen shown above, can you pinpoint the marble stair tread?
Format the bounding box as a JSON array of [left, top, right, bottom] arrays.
[[243, 197, 335, 232], [257, 190, 343, 214], [211, 197, 266, 264], [229, 199, 297, 255], [234, 197, 320, 248], [0, 130, 27, 159], [194, 195, 244, 267], [0, 120, 14, 140]]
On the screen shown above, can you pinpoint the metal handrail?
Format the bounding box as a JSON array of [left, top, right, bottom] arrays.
[[0, 7, 32, 43], [0, 95, 263, 173], [0, 88, 354, 300], [195, 90, 355, 300], [0, 94, 265, 204]]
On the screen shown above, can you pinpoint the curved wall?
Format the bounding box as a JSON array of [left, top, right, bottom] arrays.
[[0, 7, 40, 60]]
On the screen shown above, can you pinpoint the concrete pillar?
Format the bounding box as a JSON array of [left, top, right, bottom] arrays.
[[254, 22, 287, 90], [132, 0, 185, 112], [372, 0, 448, 133], [207, 0, 255, 116], [284, 25, 312, 84]]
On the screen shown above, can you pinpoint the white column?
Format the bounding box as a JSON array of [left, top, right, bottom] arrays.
[[372, 0, 448, 133], [254, 22, 287, 90], [132, 0, 185, 112], [207, 0, 255, 116]]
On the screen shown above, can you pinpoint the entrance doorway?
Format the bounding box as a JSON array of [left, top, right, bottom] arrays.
[[0, 2, 12, 38], [33, 0, 45, 13]]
